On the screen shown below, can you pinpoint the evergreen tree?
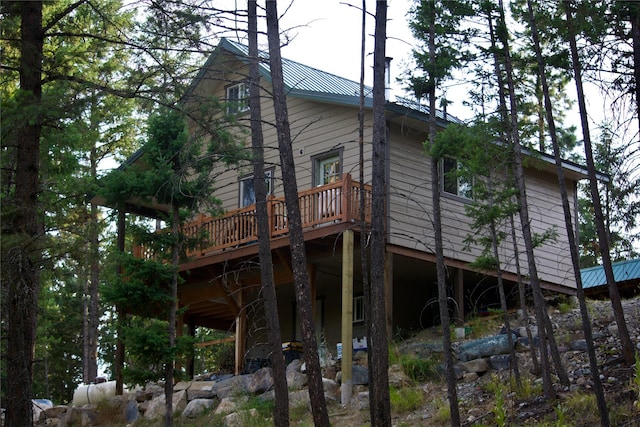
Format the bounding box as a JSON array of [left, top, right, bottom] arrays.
[[408, 1, 475, 423]]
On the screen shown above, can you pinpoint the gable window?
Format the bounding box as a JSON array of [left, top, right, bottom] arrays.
[[239, 169, 273, 207], [441, 157, 473, 199], [226, 82, 249, 114], [353, 295, 365, 323], [313, 149, 342, 186]]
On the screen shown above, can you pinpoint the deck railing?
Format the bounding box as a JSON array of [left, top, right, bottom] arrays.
[[133, 174, 372, 260]]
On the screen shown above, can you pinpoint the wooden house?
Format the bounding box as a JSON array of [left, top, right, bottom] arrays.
[[108, 38, 589, 375]]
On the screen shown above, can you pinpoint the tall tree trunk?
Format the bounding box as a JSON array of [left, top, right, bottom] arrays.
[[164, 204, 180, 427], [563, 0, 636, 367], [529, 2, 608, 422], [358, 0, 373, 409], [486, 5, 540, 376], [369, 2, 392, 426], [496, 0, 559, 400], [86, 118, 100, 383], [4, 2, 44, 425], [518, 0, 571, 390], [487, 190, 520, 387], [265, 2, 329, 425], [248, 2, 289, 425], [426, 3, 460, 425], [510, 214, 540, 374]]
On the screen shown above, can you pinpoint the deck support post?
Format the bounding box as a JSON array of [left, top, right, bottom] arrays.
[[455, 268, 464, 326], [234, 288, 246, 375], [187, 319, 196, 379], [341, 229, 354, 405]]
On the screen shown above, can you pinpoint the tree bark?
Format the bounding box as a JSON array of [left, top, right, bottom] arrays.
[[542, 3, 609, 423], [164, 203, 180, 427], [265, 2, 329, 425], [5, 2, 44, 425], [248, 2, 289, 425], [496, 0, 559, 400], [425, 3, 461, 424], [369, 1, 392, 426], [562, 0, 635, 367]]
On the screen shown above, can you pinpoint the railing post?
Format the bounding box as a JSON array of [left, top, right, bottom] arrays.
[[342, 173, 351, 222], [267, 195, 274, 238]]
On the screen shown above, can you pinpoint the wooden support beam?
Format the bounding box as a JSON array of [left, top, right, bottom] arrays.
[[195, 336, 236, 348], [341, 230, 354, 405], [455, 268, 465, 326], [234, 289, 246, 375], [309, 263, 317, 315]]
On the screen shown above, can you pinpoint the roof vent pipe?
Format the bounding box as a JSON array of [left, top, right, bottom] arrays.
[[385, 57, 394, 102]]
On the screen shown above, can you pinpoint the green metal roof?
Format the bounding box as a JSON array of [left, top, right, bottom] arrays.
[[581, 258, 640, 290], [186, 38, 459, 125]]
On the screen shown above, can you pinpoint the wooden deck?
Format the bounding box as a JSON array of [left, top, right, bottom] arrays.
[[133, 174, 372, 261]]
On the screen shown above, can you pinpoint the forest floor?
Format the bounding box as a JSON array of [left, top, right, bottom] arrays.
[[136, 295, 640, 426]]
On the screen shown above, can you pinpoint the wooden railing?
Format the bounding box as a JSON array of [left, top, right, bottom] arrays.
[[133, 174, 372, 260]]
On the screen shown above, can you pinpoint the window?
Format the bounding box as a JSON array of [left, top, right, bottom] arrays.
[[312, 150, 342, 186], [226, 82, 249, 114], [353, 295, 364, 323], [441, 157, 473, 199], [239, 169, 273, 207]]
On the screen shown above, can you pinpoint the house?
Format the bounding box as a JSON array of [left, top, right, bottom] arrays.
[[105, 38, 591, 375]]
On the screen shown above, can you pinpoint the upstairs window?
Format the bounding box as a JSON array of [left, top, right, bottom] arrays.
[[239, 169, 273, 207], [441, 157, 473, 199], [313, 150, 342, 186], [226, 82, 249, 114]]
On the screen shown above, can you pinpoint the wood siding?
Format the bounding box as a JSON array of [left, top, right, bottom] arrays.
[[388, 126, 579, 290], [185, 52, 579, 291]]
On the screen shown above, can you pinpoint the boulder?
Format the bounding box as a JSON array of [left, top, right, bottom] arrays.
[[222, 408, 258, 427], [174, 381, 191, 392], [287, 358, 303, 374], [144, 389, 187, 419], [388, 364, 411, 388], [352, 365, 369, 385], [456, 334, 515, 362], [32, 399, 53, 423], [215, 396, 247, 415], [182, 398, 216, 418], [322, 378, 341, 401], [459, 358, 490, 374], [288, 389, 311, 409], [43, 405, 68, 420], [61, 406, 97, 427], [187, 381, 215, 400], [214, 375, 250, 399], [247, 367, 273, 394], [489, 354, 513, 371], [286, 370, 308, 390]]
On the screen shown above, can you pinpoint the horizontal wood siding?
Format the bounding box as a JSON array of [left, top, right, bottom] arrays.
[[187, 56, 577, 291], [388, 124, 579, 290], [187, 64, 372, 220]]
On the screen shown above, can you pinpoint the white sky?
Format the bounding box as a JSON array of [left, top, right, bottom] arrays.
[[276, 0, 433, 109]]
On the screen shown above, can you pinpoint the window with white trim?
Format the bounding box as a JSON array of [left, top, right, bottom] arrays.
[[313, 152, 341, 186], [441, 157, 473, 199], [353, 295, 365, 323], [226, 82, 249, 114], [239, 169, 273, 207]]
